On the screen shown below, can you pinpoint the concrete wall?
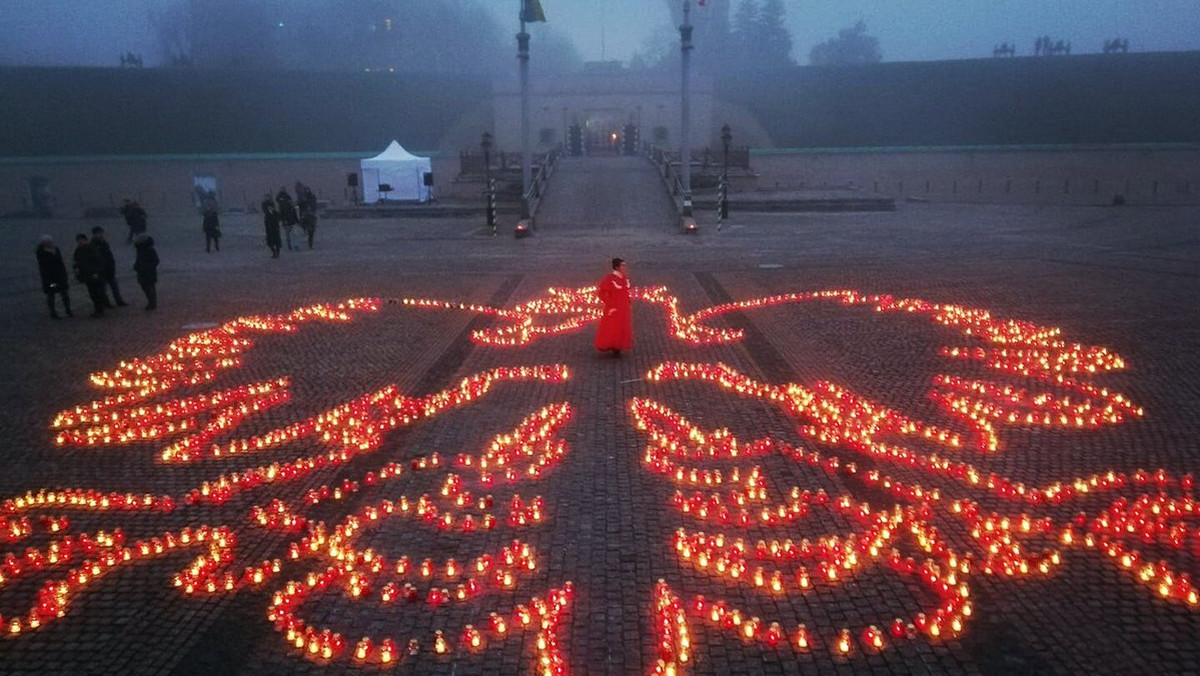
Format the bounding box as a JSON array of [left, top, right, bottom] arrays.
[[5, 145, 1198, 217], [0, 67, 487, 156], [720, 52, 1200, 149], [0, 154, 468, 217], [750, 145, 1200, 206]]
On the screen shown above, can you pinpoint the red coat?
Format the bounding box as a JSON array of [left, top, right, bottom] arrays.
[[594, 271, 633, 351]]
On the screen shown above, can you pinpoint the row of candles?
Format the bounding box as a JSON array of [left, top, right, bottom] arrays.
[[59, 299, 381, 423], [269, 563, 572, 668], [630, 355, 1194, 672], [244, 399, 575, 670], [178, 367, 568, 505], [4, 348, 577, 655], [650, 571, 968, 675], [1, 525, 282, 636], [640, 362, 1168, 508], [7, 287, 1189, 671]]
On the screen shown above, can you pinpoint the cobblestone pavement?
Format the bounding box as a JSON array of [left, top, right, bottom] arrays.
[[0, 157, 1198, 676]]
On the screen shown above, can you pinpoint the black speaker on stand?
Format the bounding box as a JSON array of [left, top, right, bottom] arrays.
[[347, 172, 359, 204], [422, 172, 436, 202]]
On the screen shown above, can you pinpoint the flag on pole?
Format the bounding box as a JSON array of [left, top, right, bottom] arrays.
[[522, 0, 547, 22]]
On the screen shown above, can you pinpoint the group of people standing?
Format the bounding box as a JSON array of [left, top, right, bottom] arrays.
[[197, 182, 318, 257], [34, 181, 323, 319], [262, 184, 318, 258], [36, 226, 158, 319]]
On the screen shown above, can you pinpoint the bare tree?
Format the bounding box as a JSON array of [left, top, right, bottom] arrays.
[[186, 0, 278, 69], [149, 2, 193, 67], [808, 20, 881, 66], [147, 0, 517, 74]]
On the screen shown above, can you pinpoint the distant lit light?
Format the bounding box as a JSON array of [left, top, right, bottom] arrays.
[[278, 22, 285, 27]]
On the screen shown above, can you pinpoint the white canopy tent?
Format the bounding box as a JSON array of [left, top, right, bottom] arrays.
[[360, 141, 433, 203]]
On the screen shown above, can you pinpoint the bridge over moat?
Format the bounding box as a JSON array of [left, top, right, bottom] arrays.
[[532, 156, 679, 233]]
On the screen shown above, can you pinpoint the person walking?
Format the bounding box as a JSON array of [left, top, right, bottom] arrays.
[[72, 233, 107, 317], [276, 187, 299, 250], [90, 226, 127, 306], [133, 234, 159, 310], [262, 194, 282, 258], [593, 257, 633, 357], [35, 235, 72, 319], [202, 206, 221, 253]]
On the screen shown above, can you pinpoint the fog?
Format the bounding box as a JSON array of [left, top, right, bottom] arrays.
[[1, 0, 1198, 70]]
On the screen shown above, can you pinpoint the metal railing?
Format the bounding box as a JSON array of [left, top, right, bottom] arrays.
[[647, 144, 690, 219], [520, 145, 561, 227]]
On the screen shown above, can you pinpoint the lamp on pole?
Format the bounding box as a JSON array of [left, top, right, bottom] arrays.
[[679, 0, 694, 216], [720, 124, 731, 182], [517, 2, 532, 219], [481, 131, 493, 184]]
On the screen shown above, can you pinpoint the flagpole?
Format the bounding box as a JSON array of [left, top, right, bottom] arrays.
[[518, 0, 532, 220], [600, 2, 606, 61], [679, 0, 693, 216]]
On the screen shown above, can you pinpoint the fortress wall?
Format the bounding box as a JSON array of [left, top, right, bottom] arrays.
[[750, 146, 1200, 206]]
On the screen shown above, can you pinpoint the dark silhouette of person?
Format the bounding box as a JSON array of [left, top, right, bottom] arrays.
[[262, 194, 282, 258], [202, 207, 221, 253], [133, 234, 159, 310], [276, 187, 299, 250], [36, 235, 72, 319], [72, 233, 107, 317], [119, 199, 148, 243], [90, 226, 127, 306], [298, 186, 318, 249]]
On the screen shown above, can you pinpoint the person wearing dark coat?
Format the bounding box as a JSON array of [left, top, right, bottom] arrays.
[[202, 208, 221, 252], [72, 233, 107, 317], [275, 187, 299, 250], [90, 226, 127, 306], [119, 199, 148, 243], [298, 187, 318, 249], [133, 234, 159, 310], [261, 194, 282, 258], [35, 235, 72, 319]]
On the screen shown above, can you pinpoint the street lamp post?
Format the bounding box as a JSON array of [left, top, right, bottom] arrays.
[[720, 124, 731, 182], [679, 0, 694, 217], [517, 5, 532, 220], [482, 131, 496, 236]]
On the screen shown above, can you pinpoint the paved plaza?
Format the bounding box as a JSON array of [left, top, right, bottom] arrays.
[[1, 156, 1198, 675]]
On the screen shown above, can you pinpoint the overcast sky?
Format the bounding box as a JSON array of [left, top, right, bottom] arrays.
[[2, 0, 1199, 67]]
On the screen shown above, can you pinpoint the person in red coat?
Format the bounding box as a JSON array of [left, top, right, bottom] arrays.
[[594, 257, 633, 357]]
